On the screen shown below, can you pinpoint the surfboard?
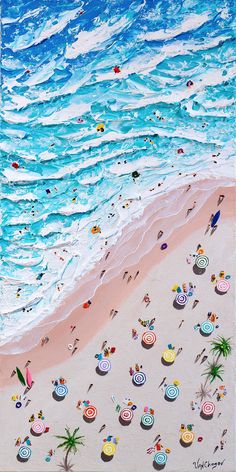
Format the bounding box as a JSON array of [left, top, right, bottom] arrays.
[[16, 367, 26, 386], [211, 210, 220, 228]]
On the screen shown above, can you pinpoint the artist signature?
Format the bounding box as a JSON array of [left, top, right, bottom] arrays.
[[193, 459, 225, 470]]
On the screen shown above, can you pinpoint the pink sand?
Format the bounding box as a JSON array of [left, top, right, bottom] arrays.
[[0, 178, 235, 385]]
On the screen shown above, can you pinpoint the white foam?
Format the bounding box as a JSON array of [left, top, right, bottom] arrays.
[[39, 103, 91, 125], [140, 12, 211, 41], [8, 7, 81, 52], [65, 16, 130, 59]]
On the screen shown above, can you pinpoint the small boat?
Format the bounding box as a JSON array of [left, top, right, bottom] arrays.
[[16, 367, 26, 386], [26, 367, 32, 388]]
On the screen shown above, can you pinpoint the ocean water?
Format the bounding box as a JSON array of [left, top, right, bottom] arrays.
[[1, 0, 235, 350]]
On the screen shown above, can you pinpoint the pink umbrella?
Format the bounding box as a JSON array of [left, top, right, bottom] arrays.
[[26, 368, 33, 388]]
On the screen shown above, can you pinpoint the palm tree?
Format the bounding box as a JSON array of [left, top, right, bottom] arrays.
[[202, 361, 224, 385], [55, 426, 85, 472], [195, 383, 212, 402], [210, 336, 232, 362]]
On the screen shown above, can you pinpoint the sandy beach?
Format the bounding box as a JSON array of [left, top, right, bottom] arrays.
[[1, 180, 235, 472]]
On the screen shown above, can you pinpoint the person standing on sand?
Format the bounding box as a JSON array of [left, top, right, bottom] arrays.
[[105, 251, 110, 260], [87, 384, 93, 393], [99, 424, 106, 433], [178, 320, 184, 328], [186, 201, 196, 217], [192, 299, 199, 309], [100, 270, 106, 278], [218, 195, 225, 205], [157, 230, 163, 240], [134, 270, 139, 280], [127, 275, 132, 283], [123, 271, 128, 279], [200, 355, 208, 364], [101, 340, 107, 350], [176, 348, 183, 356], [158, 377, 166, 388]]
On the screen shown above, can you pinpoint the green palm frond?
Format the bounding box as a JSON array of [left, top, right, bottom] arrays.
[[56, 435, 69, 441], [202, 361, 224, 383], [57, 441, 70, 450], [55, 427, 85, 457], [210, 336, 232, 359], [72, 426, 81, 437]]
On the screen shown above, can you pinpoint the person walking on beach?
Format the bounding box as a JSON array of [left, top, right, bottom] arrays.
[[112, 310, 118, 318], [127, 275, 132, 283], [176, 347, 183, 356], [143, 293, 151, 306], [123, 271, 128, 280], [87, 383, 93, 393], [194, 348, 205, 363], [70, 325, 76, 333], [200, 355, 208, 364], [157, 230, 163, 240], [100, 270, 106, 278], [105, 251, 110, 260], [134, 270, 140, 280], [25, 360, 31, 368], [101, 340, 107, 350], [218, 194, 225, 205], [158, 377, 166, 388], [178, 320, 184, 328], [186, 201, 196, 217], [192, 299, 199, 309], [99, 424, 106, 433]]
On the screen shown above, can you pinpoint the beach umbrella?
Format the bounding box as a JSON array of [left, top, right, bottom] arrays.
[[211, 210, 220, 228], [16, 367, 26, 386], [26, 368, 33, 388]]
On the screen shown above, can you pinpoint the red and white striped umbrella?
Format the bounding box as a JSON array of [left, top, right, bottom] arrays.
[[142, 331, 156, 345], [84, 405, 97, 419], [216, 279, 230, 293], [201, 401, 215, 416], [31, 419, 45, 435], [120, 408, 133, 422]]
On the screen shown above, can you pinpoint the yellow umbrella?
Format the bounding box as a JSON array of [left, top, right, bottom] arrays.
[[162, 349, 176, 363], [102, 442, 116, 456], [181, 431, 194, 445]]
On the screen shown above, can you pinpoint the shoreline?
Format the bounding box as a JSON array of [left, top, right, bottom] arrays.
[[0, 178, 235, 385], [0, 176, 235, 355]]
